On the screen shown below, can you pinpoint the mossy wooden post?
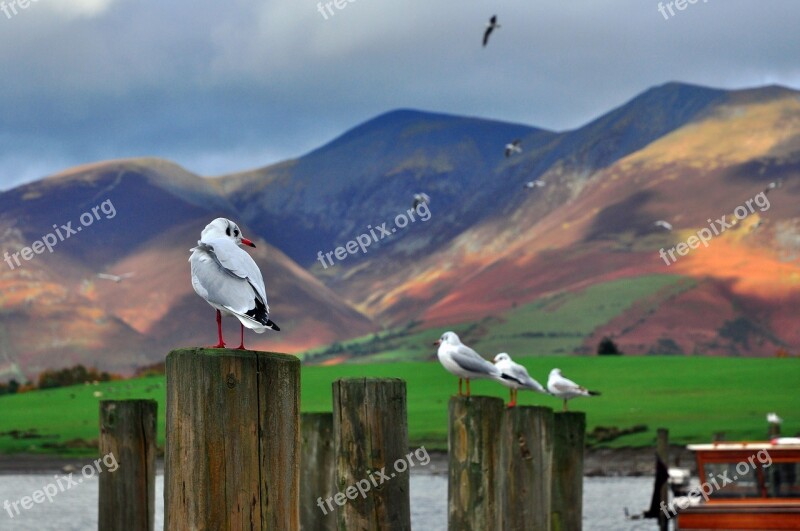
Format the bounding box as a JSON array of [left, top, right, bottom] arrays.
[[498, 406, 554, 531], [551, 411, 585, 531], [98, 399, 157, 531], [301, 413, 336, 531], [657, 428, 669, 531], [165, 348, 300, 530], [332, 378, 410, 531], [448, 396, 504, 531]]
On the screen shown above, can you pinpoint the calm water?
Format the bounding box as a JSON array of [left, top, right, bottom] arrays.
[[0, 474, 658, 530]]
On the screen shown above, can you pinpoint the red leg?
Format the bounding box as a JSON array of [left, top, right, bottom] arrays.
[[209, 310, 225, 348], [458, 378, 463, 396], [236, 324, 246, 350], [508, 388, 516, 408], [466, 379, 471, 397]]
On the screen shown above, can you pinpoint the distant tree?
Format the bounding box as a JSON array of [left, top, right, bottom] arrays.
[[597, 337, 622, 356], [7, 379, 19, 394]]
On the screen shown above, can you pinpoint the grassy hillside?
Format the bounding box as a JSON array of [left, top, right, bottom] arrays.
[[0, 356, 797, 455]]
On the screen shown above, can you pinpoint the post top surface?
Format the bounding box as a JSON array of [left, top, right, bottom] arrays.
[[167, 347, 299, 364]]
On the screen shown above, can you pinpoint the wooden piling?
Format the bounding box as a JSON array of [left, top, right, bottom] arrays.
[[332, 378, 410, 531], [551, 411, 586, 531], [657, 428, 669, 531], [164, 347, 300, 530], [301, 412, 336, 531], [98, 399, 157, 531], [498, 406, 554, 531], [448, 396, 504, 531]]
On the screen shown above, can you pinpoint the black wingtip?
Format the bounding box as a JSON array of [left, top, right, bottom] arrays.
[[501, 373, 524, 386], [265, 319, 280, 332], [589, 390, 601, 396]]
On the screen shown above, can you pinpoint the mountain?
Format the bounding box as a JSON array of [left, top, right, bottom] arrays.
[[1, 82, 799, 377]]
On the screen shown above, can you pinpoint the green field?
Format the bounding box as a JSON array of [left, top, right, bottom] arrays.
[[1, 356, 797, 456]]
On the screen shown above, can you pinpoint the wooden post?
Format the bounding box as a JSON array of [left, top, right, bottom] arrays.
[[657, 428, 669, 531], [98, 399, 157, 531], [498, 406, 554, 531], [301, 413, 336, 531], [550, 412, 585, 531], [164, 347, 300, 530], [332, 378, 410, 531], [448, 396, 504, 531]]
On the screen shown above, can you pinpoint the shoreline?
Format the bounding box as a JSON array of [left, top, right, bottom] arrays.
[[0, 445, 696, 477]]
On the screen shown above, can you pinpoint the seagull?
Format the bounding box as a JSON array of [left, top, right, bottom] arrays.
[[764, 180, 782, 194], [653, 220, 673, 231], [189, 218, 279, 350], [413, 192, 431, 211], [767, 412, 783, 424], [434, 331, 503, 396], [523, 180, 546, 189], [492, 353, 548, 407], [483, 15, 500, 47], [97, 272, 134, 283], [505, 139, 522, 158], [547, 368, 600, 411]]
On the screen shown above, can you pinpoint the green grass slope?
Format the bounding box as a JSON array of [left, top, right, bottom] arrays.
[[0, 356, 796, 455]]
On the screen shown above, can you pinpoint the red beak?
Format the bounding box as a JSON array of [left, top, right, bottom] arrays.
[[433, 340, 441, 346], [241, 238, 256, 248]]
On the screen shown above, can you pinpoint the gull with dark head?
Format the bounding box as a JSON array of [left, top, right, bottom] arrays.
[[434, 331, 501, 396], [189, 217, 279, 350], [493, 353, 548, 407], [547, 368, 600, 411]]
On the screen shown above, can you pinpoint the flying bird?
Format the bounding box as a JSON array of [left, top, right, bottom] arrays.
[[434, 331, 502, 396], [764, 180, 782, 194], [505, 139, 522, 158], [413, 192, 431, 211], [523, 180, 546, 189], [493, 353, 548, 407], [547, 368, 600, 411], [653, 220, 673, 231], [97, 272, 134, 283], [189, 218, 279, 350], [483, 15, 500, 47]]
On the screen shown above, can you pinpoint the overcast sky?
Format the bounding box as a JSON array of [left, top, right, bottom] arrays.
[[0, 0, 798, 190]]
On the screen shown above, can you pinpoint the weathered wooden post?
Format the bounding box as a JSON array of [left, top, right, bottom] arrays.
[[498, 406, 554, 531], [551, 411, 586, 531], [165, 348, 300, 530], [448, 396, 504, 531], [657, 428, 669, 531], [301, 412, 336, 531], [98, 399, 157, 531], [332, 378, 410, 531]]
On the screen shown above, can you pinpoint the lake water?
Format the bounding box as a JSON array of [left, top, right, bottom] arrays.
[[0, 474, 660, 530]]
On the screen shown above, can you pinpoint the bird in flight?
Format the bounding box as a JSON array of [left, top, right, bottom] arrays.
[[505, 139, 522, 158], [483, 15, 500, 47], [96, 272, 134, 283], [653, 220, 673, 231], [523, 180, 546, 189], [764, 180, 782, 194], [189, 218, 279, 350], [413, 192, 431, 211]]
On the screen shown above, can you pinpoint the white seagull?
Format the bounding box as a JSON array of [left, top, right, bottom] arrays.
[[524, 180, 546, 189], [767, 412, 783, 424], [97, 272, 134, 283], [483, 15, 500, 47], [653, 220, 673, 231], [547, 368, 600, 411], [493, 353, 548, 407], [434, 331, 501, 396], [189, 218, 279, 350], [505, 139, 522, 158], [413, 192, 431, 211]]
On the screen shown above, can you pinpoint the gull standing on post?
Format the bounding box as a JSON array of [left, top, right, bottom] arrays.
[[547, 368, 600, 411], [434, 331, 503, 396], [493, 353, 548, 407], [189, 218, 279, 350]]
